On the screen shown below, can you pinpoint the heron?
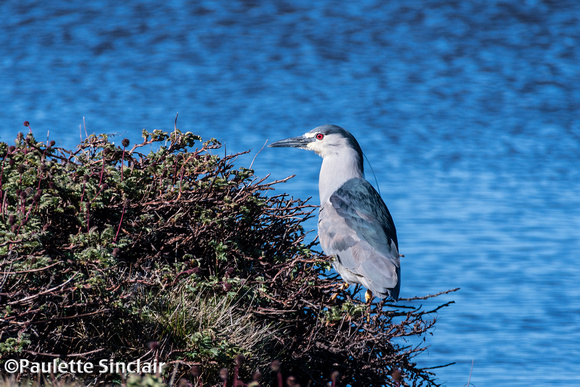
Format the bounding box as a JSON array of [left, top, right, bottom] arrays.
[[269, 125, 400, 302]]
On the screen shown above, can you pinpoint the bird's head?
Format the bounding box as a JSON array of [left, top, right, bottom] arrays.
[[269, 124, 363, 159]]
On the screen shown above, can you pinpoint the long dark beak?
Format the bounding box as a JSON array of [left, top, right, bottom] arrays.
[[268, 135, 313, 149]]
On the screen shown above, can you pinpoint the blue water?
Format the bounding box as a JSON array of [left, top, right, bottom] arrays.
[[2, 0, 580, 385]]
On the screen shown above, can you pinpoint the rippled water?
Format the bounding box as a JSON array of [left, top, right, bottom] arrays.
[[2, 0, 580, 385]]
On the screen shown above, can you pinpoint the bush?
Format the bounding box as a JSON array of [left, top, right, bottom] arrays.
[[0, 127, 455, 386]]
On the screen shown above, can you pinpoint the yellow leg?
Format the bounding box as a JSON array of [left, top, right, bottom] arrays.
[[365, 290, 374, 323], [365, 289, 373, 303], [330, 282, 350, 301]]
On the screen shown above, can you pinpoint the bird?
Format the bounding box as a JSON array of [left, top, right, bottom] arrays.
[[269, 125, 400, 301]]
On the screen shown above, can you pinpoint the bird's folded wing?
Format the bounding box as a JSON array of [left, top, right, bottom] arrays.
[[329, 177, 398, 253]]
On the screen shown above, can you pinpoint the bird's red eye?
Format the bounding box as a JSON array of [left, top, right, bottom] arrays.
[[316, 133, 324, 140]]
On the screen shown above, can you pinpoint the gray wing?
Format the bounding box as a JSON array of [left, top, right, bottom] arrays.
[[318, 177, 400, 299]]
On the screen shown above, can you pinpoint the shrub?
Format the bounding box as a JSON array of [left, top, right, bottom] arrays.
[[0, 127, 455, 386]]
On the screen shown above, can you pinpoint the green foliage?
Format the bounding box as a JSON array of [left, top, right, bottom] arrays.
[[0, 335, 31, 354]]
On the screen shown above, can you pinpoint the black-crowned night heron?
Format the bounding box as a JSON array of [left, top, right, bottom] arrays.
[[269, 125, 400, 302]]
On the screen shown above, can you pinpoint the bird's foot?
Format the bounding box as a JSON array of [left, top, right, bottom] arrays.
[[330, 282, 350, 302]]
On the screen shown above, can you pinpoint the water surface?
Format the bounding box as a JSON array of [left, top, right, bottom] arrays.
[[2, 0, 579, 385]]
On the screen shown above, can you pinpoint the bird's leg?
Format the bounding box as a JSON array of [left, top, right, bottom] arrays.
[[330, 282, 350, 302], [365, 290, 374, 323], [365, 289, 373, 303]]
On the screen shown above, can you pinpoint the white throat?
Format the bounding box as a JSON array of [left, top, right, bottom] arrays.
[[318, 150, 364, 204]]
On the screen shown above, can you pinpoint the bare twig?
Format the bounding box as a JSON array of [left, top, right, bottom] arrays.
[[8, 273, 78, 305]]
